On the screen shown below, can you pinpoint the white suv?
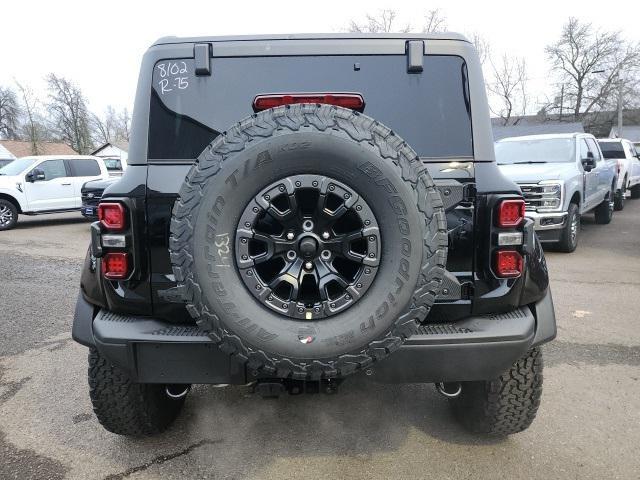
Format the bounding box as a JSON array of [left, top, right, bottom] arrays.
[[0, 155, 110, 230], [598, 138, 640, 210]]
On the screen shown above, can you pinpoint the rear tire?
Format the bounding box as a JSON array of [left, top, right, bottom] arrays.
[[594, 186, 614, 224], [88, 348, 187, 436], [450, 348, 543, 436], [630, 184, 640, 199], [614, 182, 625, 211], [557, 203, 579, 253], [0, 199, 18, 231]]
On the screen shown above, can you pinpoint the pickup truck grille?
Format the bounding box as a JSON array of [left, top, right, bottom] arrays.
[[518, 183, 560, 212], [81, 191, 102, 207]]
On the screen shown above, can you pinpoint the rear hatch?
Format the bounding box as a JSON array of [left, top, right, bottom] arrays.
[[145, 44, 477, 322]]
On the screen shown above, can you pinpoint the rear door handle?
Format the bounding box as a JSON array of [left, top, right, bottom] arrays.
[[62, 182, 72, 185]]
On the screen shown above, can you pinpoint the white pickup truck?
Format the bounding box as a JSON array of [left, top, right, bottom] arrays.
[[597, 138, 640, 211], [0, 155, 110, 230]]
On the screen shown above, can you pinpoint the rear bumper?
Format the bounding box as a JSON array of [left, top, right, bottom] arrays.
[[73, 290, 556, 384]]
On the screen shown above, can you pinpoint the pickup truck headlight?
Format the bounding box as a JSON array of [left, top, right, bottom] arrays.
[[536, 181, 563, 212]]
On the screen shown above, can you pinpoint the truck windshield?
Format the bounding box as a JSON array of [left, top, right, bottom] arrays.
[[495, 138, 575, 164], [0, 157, 36, 175], [148, 55, 473, 161], [598, 142, 625, 159]]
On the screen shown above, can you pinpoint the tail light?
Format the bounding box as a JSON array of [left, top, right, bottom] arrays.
[[253, 93, 365, 112], [98, 202, 126, 230], [495, 250, 523, 278], [101, 252, 129, 279], [497, 199, 525, 227]]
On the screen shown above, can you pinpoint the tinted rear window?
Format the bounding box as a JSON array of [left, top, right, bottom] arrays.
[[598, 141, 625, 159], [69, 159, 101, 176], [148, 55, 472, 160]]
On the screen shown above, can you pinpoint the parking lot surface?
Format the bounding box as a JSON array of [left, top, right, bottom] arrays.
[[1, 209, 639, 480]]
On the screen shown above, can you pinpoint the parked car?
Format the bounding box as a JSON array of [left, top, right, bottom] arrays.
[[0, 155, 110, 230], [598, 138, 640, 209], [103, 157, 127, 177], [496, 133, 617, 252], [73, 33, 557, 438], [81, 177, 119, 219]]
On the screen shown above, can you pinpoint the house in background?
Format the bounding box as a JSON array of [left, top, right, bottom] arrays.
[[0, 139, 77, 158], [609, 125, 640, 149], [0, 143, 16, 168], [91, 141, 129, 175]]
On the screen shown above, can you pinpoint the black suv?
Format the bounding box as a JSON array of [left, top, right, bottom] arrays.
[[73, 33, 556, 437]]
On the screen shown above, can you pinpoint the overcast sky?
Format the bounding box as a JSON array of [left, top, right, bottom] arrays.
[[1, 0, 639, 116]]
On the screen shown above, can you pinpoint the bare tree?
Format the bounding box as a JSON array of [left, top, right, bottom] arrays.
[[117, 108, 131, 142], [92, 105, 131, 145], [15, 81, 50, 155], [92, 106, 118, 145], [348, 9, 410, 33], [0, 86, 21, 140], [545, 17, 640, 121], [469, 33, 491, 66], [46, 73, 93, 154], [488, 55, 529, 126], [422, 9, 447, 33]]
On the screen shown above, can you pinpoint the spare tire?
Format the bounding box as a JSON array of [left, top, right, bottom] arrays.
[[170, 104, 447, 379]]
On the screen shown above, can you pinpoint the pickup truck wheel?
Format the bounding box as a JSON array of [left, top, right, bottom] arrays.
[[450, 347, 543, 436], [557, 203, 579, 253], [594, 186, 614, 224], [630, 184, 640, 199], [614, 183, 625, 211], [0, 199, 18, 231], [170, 104, 448, 380], [88, 348, 187, 436]]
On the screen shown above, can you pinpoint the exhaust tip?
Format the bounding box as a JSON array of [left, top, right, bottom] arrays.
[[165, 384, 190, 399], [435, 382, 462, 398]]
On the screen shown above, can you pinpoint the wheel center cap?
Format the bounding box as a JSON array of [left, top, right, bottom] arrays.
[[298, 236, 318, 259]]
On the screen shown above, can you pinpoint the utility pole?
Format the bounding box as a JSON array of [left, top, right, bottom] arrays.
[[559, 84, 564, 120], [617, 73, 623, 138]]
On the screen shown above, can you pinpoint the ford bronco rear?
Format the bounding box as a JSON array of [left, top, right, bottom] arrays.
[[72, 33, 556, 437]]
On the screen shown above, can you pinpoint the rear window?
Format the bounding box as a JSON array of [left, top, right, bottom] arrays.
[[148, 55, 472, 161], [69, 159, 101, 176], [598, 141, 625, 159]]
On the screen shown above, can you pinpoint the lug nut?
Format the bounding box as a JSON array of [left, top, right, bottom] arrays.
[[304, 261, 313, 270], [321, 250, 331, 260], [286, 232, 295, 240], [287, 250, 297, 260], [321, 231, 330, 240], [303, 220, 314, 231]]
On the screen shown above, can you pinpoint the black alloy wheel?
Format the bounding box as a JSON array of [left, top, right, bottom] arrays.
[[235, 174, 380, 319]]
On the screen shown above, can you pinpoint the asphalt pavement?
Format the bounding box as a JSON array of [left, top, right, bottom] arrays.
[[0, 208, 639, 480]]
